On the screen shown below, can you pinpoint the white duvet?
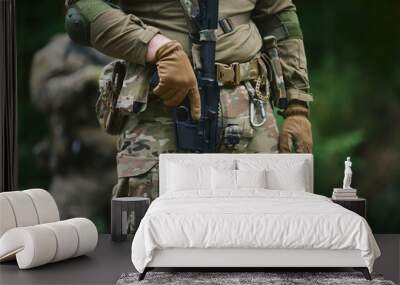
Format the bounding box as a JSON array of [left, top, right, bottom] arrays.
[[131, 190, 380, 273]]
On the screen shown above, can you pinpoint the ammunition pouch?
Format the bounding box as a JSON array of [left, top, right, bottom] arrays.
[[95, 61, 127, 135], [219, 84, 256, 150], [116, 63, 152, 115], [96, 60, 153, 135]]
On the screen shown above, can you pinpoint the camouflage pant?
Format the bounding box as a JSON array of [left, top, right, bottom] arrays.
[[112, 84, 279, 199]]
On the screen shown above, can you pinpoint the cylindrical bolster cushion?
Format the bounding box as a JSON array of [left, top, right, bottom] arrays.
[[42, 221, 79, 262], [0, 196, 17, 237], [0, 218, 98, 269], [23, 189, 60, 224], [66, 218, 98, 257], [0, 226, 57, 268], [0, 189, 60, 238], [0, 191, 39, 228]]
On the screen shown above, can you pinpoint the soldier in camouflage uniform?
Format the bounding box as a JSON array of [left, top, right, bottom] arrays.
[[65, 0, 313, 199], [30, 34, 115, 226]]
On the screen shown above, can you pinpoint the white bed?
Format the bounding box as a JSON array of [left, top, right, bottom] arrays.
[[131, 154, 380, 280]]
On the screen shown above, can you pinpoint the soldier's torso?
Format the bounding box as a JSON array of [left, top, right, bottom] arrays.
[[120, 0, 262, 63], [109, 1, 284, 198]]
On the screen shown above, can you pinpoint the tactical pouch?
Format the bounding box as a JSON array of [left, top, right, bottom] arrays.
[[96, 59, 153, 135], [96, 60, 127, 135], [219, 85, 255, 150], [116, 62, 152, 114]]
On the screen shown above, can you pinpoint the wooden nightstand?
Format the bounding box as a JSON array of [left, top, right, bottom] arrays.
[[331, 197, 366, 219]]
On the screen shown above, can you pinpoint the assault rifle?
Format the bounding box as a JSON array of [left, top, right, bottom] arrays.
[[151, 0, 220, 153]]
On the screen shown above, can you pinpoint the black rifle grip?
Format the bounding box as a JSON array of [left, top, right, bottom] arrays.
[[149, 69, 159, 90]]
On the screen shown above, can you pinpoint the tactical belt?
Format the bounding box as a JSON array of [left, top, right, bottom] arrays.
[[216, 13, 251, 36], [215, 58, 259, 86], [214, 13, 257, 85]]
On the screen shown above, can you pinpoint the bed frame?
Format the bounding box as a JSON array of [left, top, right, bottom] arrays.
[[139, 154, 371, 280]]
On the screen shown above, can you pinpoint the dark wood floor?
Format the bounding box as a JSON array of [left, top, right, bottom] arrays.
[[374, 235, 400, 284], [0, 235, 133, 285], [0, 234, 398, 285]]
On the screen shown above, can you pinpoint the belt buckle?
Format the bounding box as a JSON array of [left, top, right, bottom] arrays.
[[216, 64, 234, 85], [232, 62, 241, 85], [216, 62, 241, 86]]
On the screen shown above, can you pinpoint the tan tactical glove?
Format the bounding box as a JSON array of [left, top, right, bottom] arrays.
[[153, 41, 201, 120], [279, 102, 313, 153]]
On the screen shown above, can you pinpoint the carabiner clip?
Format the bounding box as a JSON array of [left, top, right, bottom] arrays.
[[250, 99, 267, 127], [245, 81, 267, 128]]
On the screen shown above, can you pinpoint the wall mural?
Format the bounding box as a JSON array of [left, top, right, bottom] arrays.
[[15, 0, 400, 234]]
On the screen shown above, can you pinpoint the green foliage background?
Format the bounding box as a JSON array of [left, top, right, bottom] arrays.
[[17, 0, 400, 233]]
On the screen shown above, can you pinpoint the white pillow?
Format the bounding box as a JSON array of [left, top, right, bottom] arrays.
[[237, 158, 309, 192], [212, 168, 237, 190], [236, 169, 267, 189], [167, 163, 212, 191], [266, 169, 307, 191], [166, 158, 236, 170]]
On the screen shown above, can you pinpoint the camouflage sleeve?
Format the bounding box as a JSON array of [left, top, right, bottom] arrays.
[[74, 0, 159, 65], [252, 0, 313, 103]]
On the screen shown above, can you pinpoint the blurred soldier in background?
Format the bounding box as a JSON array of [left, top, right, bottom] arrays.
[[30, 34, 115, 228]]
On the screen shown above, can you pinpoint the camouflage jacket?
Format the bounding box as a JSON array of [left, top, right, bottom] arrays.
[[73, 0, 313, 107]]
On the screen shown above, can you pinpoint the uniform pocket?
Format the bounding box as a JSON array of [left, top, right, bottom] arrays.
[[116, 155, 157, 178], [113, 156, 159, 199]]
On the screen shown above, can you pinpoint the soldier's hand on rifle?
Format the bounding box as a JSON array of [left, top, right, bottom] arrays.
[[279, 101, 313, 153], [146, 35, 201, 121]]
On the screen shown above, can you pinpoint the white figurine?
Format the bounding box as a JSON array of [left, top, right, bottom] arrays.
[[342, 157, 353, 189]]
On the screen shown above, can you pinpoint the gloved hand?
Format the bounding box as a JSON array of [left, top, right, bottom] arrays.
[[279, 102, 313, 153], [153, 40, 201, 120]]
